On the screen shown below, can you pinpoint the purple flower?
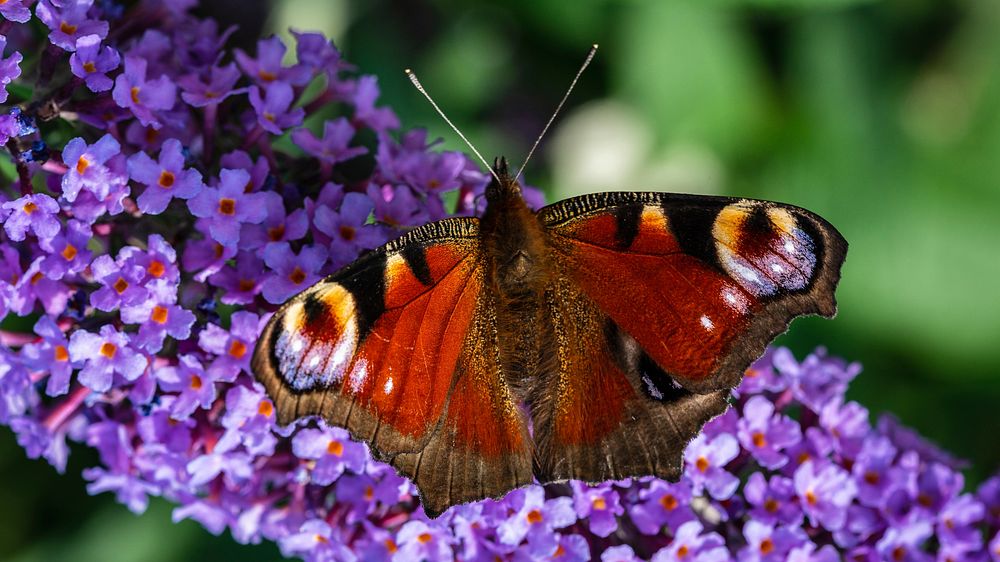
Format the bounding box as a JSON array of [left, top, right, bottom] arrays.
[[261, 242, 327, 304], [875, 520, 933, 562], [777, 347, 861, 412], [0, 0, 31, 23], [497, 486, 576, 558], [208, 251, 264, 305], [113, 56, 177, 128], [39, 219, 92, 280], [37, 0, 109, 51], [684, 433, 740, 500], [794, 460, 857, 531], [279, 519, 355, 561], [292, 117, 366, 165], [69, 34, 120, 92], [852, 435, 897, 508], [122, 233, 181, 284], [197, 311, 261, 382], [239, 192, 308, 250], [248, 83, 304, 135], [990, 531, 1000, 562], [188, 168, 268, 246], [571, 481, 624, 538], [8, 255, 72, 316], [737, 395, 802, 469], [235, 36, 311, 87], [157, 355, 216, 420], [128, 138, 204, 214], [650, 520, 728, 562], [60, 133, 121, 202], [739, 520, 805, 562], [214, 384, 277, 456], [737, 348, 789, 395], [351, 75, 399, 132], [2, 193, 60, 242], [368, 183, 431, 228], [937, 494, 985, 555], [313, 192, 385, 267], [978, 476, 1000, 527], [89, 253, 149, 312], [293, 30, 348, 80], [629, 479, 695, 534], [68, 325, 149, 392], [178, 63, 246, 107], [744, 472, 802, 526], [0, 35, 22, 104], [291, 426, 368, 485], [20, 316, 75, 396], [121, 279, 195, 353], [819, 397, 870, 459]]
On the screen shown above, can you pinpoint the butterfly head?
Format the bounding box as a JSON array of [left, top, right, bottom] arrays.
[[485, 156, 522, 203]]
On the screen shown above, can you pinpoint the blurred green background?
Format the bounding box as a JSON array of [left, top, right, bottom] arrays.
[[4, 0, 999, 559]]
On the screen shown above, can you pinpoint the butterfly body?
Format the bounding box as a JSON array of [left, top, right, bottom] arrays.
[[252, 157, 847, 516]]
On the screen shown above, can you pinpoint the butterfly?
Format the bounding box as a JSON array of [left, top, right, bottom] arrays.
[[251, 154, 847, 517]]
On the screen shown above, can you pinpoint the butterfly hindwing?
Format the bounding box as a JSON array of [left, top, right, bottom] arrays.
[[540, 192, 847, 393], [531, 272, 729, 484], [252, 217, 532, 516]]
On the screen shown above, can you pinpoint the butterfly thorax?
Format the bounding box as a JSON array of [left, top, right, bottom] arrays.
[[480, 157, 551, 299], [480, 157, 556, 392]]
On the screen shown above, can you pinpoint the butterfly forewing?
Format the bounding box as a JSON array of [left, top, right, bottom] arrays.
[[252, 217, 533, 516], [540, 192, 847, 393]]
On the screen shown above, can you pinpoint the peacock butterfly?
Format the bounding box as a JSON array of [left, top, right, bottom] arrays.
[[251, 50, 847, 517]]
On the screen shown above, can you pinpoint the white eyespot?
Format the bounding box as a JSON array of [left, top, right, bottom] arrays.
[[784, 240, 795, 253], [770, 262, 784, 274], [290, 337, 304, 354], [700, 315, 714, 331], [383, 376, 394, 395], [349, 359, 369, 394]]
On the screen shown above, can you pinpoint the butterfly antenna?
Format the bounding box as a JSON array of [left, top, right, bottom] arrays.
[[406, 68, 503, 185], [514, 44, 599, 182]]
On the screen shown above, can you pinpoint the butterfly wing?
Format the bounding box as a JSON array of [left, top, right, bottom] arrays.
[[531, 270, 730, 483], [540, 192, 847, 393], [252, 218, 532, 516]]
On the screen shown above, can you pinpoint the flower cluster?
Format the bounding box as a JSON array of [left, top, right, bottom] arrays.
[[0, 2, 997, 561]]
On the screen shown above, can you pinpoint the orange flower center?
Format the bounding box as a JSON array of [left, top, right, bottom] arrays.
[[30, 271, 43, 284], [267, 225, 285, 241], [151, 305, 169, 324], [526, 509, 543, 524], [257, 400, 273, 417], [238, 279, 256, 292], [83, 61, 97, 73], [54, 345, 69, 362], [677, 545, 690, 558], [243, 179, 254, 193], [314, 534, 328, 544], [145, 128, 159, 144], [263, 112, 275, 123], [228, 340, 247, 358], [752, 432, 767, 448], [289, 266, 306, 285], [113, 277, 129, 294], [892, 546, 906, 561], [60, 21, 77, 34], [660, 494, 678, 511], [917, 493, 933, 507], [76, 156, 90, 174], [258, 70, 277, 82], [592, 497, 606, 510], [189, 374, 203, 389], [99, 342, 117, 358], [148, 260, 165, 278], [218, 198, 236, 215], [764, 498, 779, 513], [61, 244, 78, 261], [158, 170, 175, 188], [213, 243, 225, 259], [760, 538, 774, 554], [364, 486, 374, 500], [326, 440, 343, 456], [417, 532, 432, 544], [805, 490, 818, 506], [384, 539, 397, 553], [554, 545, 566, 557], [23, 201, 38, 214], [130, 86, 141, 104], [339, 225, 356, 241], [864, 471, 880, 485], [695, 456, 709, 473]]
